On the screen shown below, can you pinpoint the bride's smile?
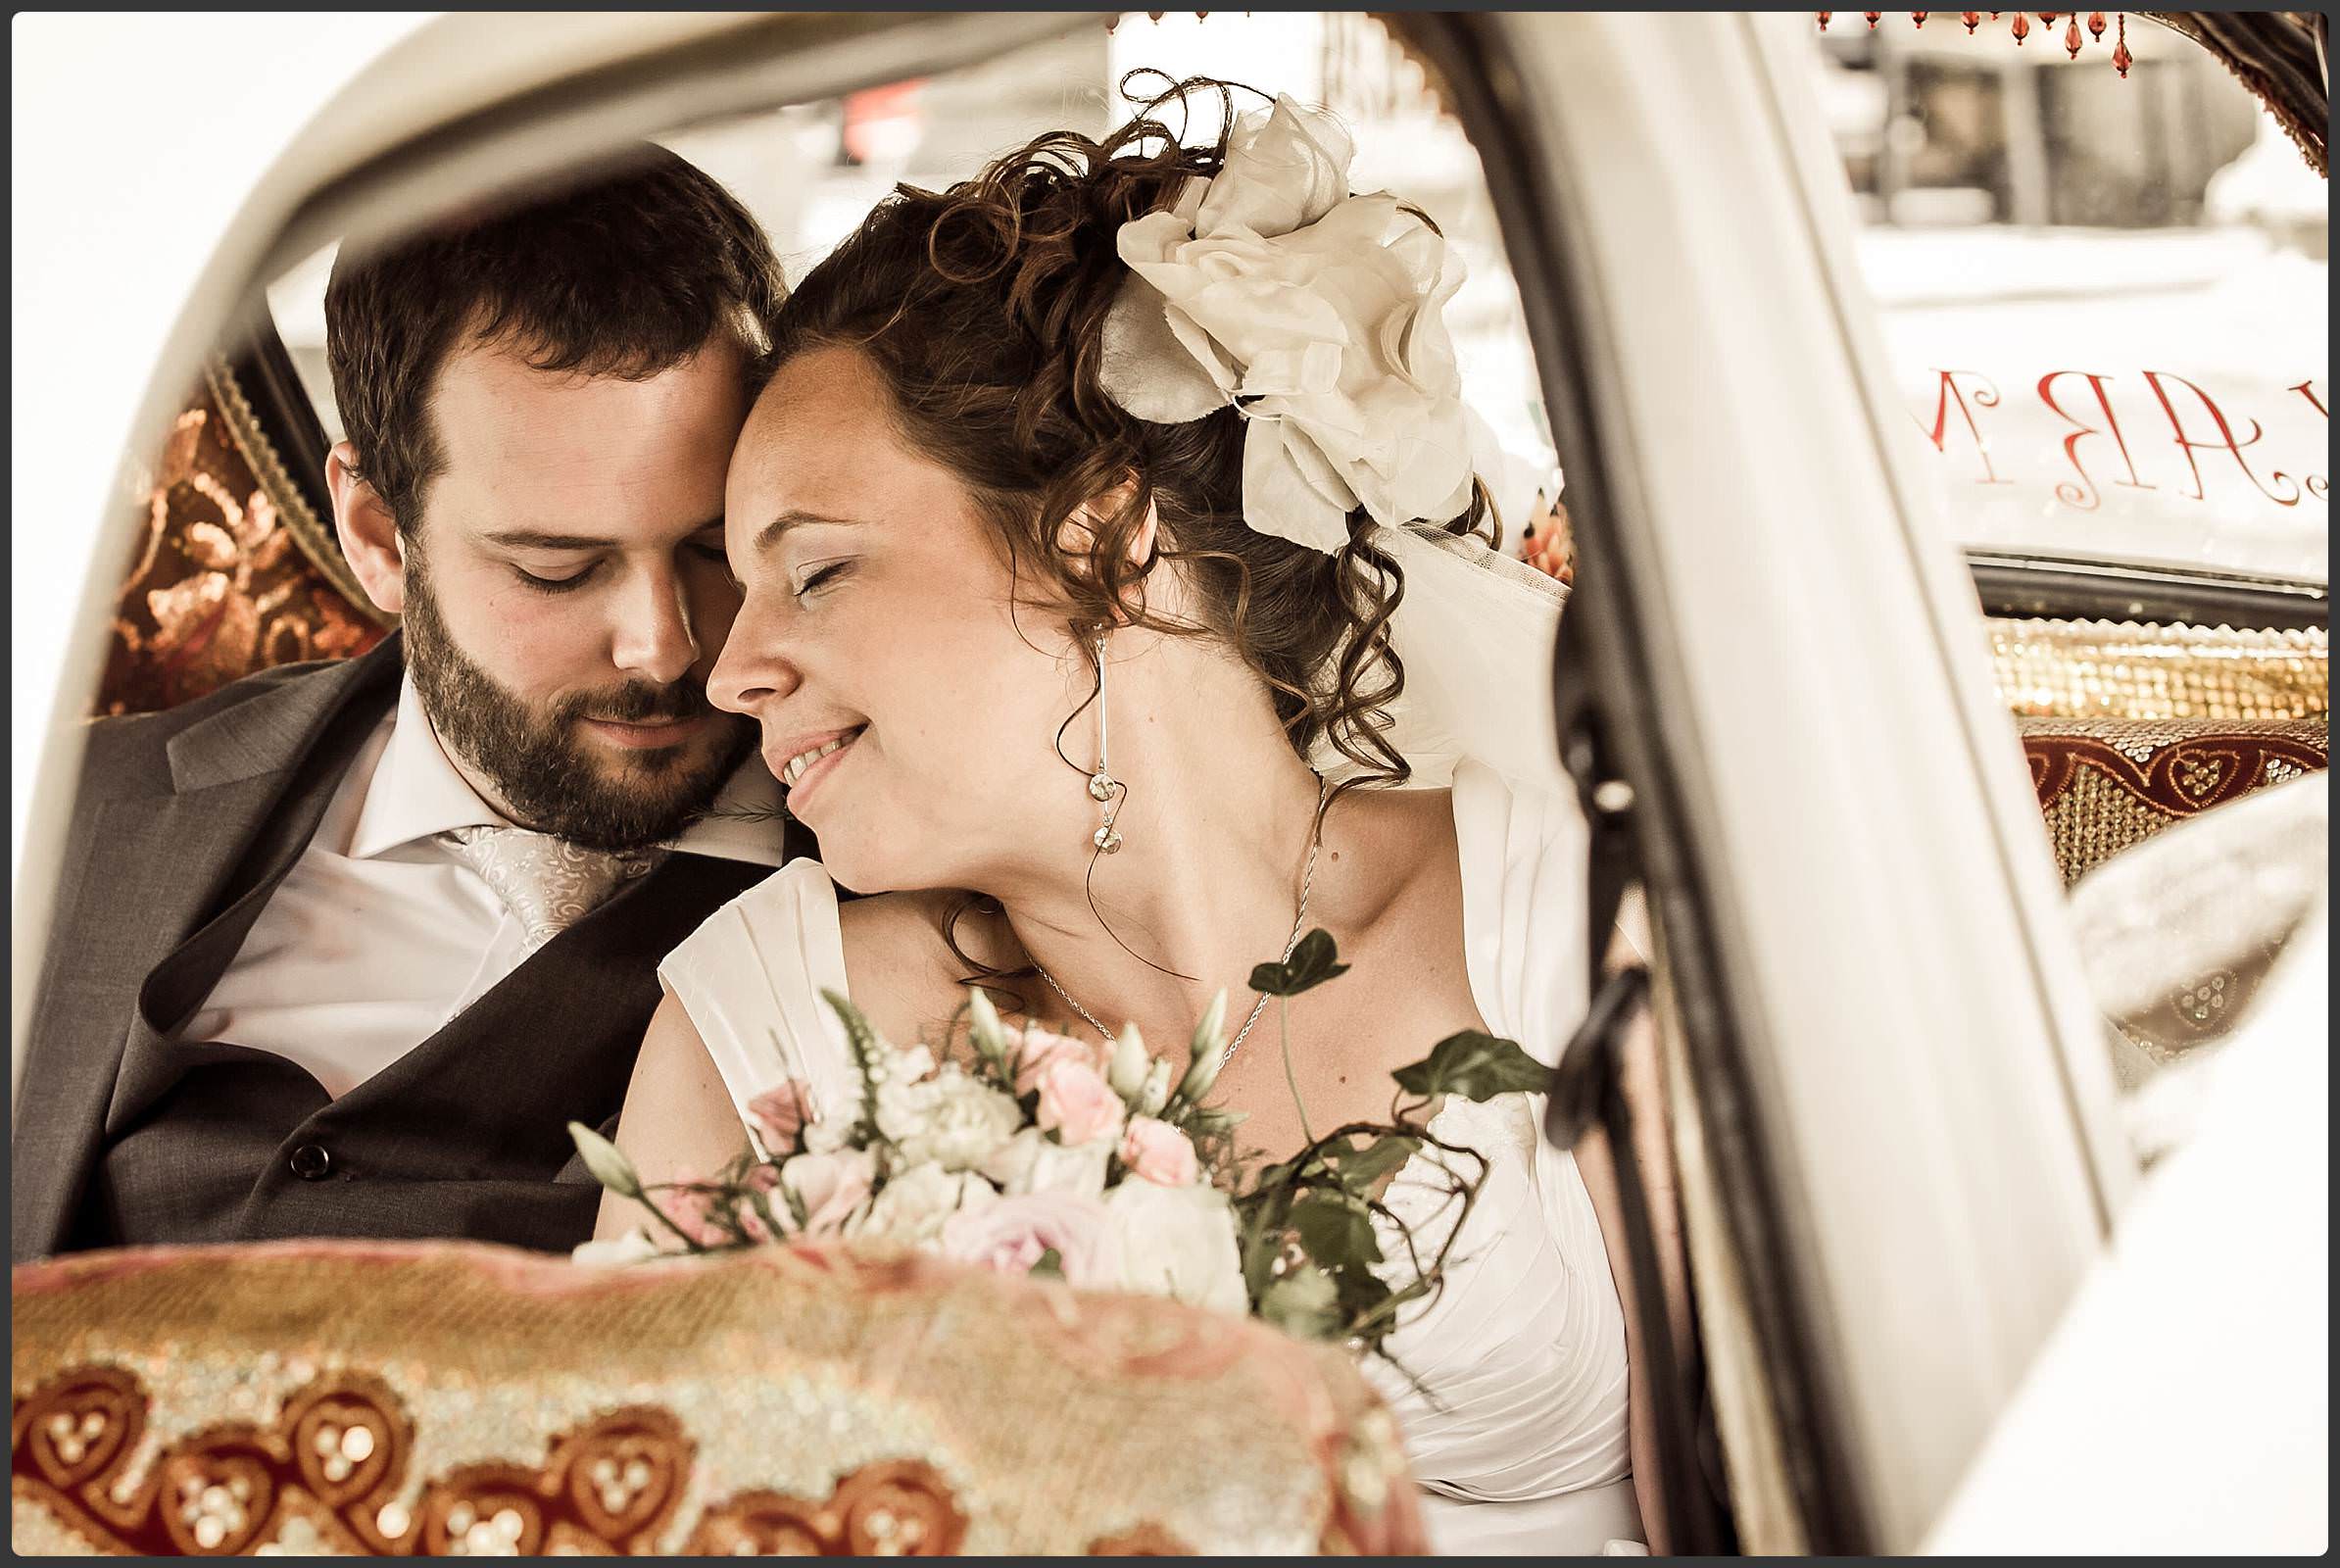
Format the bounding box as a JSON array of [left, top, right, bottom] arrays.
[[769, 725, 861, 799]]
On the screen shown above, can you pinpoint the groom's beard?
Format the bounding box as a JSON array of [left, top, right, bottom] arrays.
[[400, 558, 756, 853]]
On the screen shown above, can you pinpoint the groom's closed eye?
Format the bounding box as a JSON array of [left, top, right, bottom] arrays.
[[515, 564, 598, 593], [685, 528, 735, 584]]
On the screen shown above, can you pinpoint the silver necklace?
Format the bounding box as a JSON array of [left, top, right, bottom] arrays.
[[1035, 776, 1331, 1072]]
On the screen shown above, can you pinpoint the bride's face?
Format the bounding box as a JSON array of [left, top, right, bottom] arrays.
[[710, 346, 1095, 892]]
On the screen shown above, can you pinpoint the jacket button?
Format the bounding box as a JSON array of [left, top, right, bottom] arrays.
[[288, 1144, 334, 1181]]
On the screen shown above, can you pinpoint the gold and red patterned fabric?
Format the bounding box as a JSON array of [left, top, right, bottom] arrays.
[[95, 366, 389, 719], [12, 1240, 1425, 1556], [2019, 715, 2328, 886]]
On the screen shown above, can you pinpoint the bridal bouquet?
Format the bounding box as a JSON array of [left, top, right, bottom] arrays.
[[571, 932, 1548, 1363]]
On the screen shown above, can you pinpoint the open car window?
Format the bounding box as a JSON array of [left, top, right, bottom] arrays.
[[1817, 15, 2327, 588], [1811, 16, 2329, 1179], [266, 15, 1564, 549]]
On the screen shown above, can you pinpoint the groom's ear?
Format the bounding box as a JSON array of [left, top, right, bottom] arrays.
[[327, 441, 408, 616]]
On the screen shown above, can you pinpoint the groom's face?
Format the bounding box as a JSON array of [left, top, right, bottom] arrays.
[[394, 335, 758, 851]]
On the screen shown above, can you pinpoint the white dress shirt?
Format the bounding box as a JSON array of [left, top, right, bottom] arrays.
[[178, 676, 789, 1098]]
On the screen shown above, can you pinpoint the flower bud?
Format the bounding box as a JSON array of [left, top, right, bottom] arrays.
[[1189, 989, 1229, 1064], [1137, 1057, 1174, 1117], [1177, 1006, 1232, 1105], [568, 1121, 642, 1199], [1107, 1023, 1150, 1102], [965, 986, 1009, 1065]]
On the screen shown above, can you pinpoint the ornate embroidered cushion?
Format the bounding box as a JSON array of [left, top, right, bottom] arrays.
[[2018, 715, 2328, 887], [95, 362, 389, 719], [12, 1239, 1424, 1556]]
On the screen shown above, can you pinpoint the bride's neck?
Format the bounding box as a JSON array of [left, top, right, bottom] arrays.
[[982, 638, 1333, 1044]]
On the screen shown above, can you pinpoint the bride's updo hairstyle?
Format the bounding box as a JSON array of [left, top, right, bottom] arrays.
[[767, 76, 1491, 789]]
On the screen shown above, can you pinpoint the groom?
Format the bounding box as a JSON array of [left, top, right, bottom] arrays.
[[12, 147, 809, 1261]]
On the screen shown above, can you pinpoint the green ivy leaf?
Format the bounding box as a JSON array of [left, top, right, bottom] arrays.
[[1333, 1265, 1394, 1326], [1390, 1030, 1548, 1102], [1249, 928, 1350, 999], [1290, 1191, 1383, 1270], [1323, 1134, 1422, 1195]]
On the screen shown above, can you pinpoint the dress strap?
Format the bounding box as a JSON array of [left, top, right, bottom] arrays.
[[655, 858, 862, 1157]]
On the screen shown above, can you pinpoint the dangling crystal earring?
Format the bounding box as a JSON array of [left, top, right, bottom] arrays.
[[1089, 631, 1125, 854]]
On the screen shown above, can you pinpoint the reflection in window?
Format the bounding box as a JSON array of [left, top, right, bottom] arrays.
[[1816, 15, 2327, 582]]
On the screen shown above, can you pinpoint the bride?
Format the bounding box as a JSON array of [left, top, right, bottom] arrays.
[[600, 85, 1659, 1554]]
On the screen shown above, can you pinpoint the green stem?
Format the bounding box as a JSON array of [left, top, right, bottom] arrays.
[[634, 1184, 709, 1252], [1279, 996, 1315, 1149]]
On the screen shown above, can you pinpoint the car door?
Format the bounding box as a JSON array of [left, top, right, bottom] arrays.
[[1396, 12, 2136, 1552]]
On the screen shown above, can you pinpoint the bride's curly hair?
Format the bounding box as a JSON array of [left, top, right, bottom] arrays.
[[767, 75, 1492, 794]]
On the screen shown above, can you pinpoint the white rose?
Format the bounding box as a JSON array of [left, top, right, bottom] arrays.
[[1102, 1180, 1249, 1316], [800, 1113, 856, 1155], [979, 1127, 1111, 1200], [856, 1161, 999, 1247], [877, 1064, 1024, 1172]]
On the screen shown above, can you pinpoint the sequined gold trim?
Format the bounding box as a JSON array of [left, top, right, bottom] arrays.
[[1989, 615, 2327, 722]]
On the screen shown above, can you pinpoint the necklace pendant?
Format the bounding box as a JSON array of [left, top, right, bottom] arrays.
[[1093, 825, 1123, 854], [1088, 771, 1120, 803]]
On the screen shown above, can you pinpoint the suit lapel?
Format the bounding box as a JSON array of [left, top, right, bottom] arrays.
[[11, 643, 402, 1258]]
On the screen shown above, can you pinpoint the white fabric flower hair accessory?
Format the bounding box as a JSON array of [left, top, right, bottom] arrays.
[[1097, 91, 1573, 796], [1097, 93, 1505, 552]]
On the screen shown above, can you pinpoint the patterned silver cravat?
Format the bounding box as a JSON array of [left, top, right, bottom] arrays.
[[440, 826, 667, 953]]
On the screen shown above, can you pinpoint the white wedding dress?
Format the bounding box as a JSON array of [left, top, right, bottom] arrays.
[[657, 760, 1642, 1555]]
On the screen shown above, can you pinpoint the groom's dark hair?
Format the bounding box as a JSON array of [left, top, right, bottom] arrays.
[[324, 142, 785, 537]]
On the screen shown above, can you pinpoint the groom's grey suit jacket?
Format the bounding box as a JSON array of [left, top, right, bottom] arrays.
[[11, 635, 800, 1262]]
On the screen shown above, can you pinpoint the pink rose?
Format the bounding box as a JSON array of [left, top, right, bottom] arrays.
[[1010, 1024, 1107, 1096], [1119, 1116, 1200, 1186], [734, 1200, 776, 1244], [1036, 1058, 1127, 1148], [647, 1186, 732, 1249], [780, 1149, 878, 1236], [747, 1079, 814, 1154], [939, 1191, 1124, 1288], [735, 1165, 786, 1242]]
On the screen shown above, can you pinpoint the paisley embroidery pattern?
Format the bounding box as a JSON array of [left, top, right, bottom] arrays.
[[11, 1367, 707, 1555], [440, 827, 667, 950]]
